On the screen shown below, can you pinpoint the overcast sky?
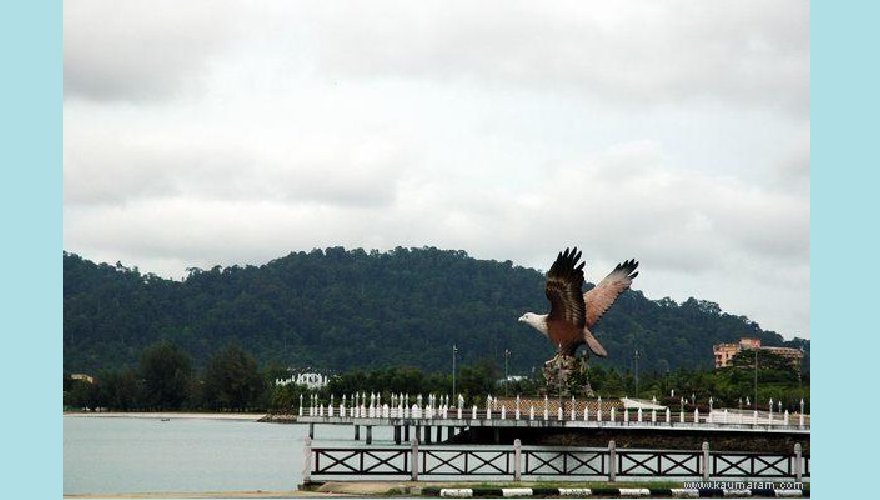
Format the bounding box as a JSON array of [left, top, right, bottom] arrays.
[[63, 0, 809, 339]]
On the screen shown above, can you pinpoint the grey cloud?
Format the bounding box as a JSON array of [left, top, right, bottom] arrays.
[[64, 1, 240, 101], [390, 141, 806, 279], [771, 130, 810, 190], [303, 0, 808, 115], [64, 122, 404, 209]]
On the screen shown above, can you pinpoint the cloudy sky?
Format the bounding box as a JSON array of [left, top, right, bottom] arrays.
[[63, 0, 810, 339]]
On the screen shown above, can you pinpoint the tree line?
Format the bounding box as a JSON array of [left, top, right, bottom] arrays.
[[64, 341, 808, 413], [63, 248, 809, 377]]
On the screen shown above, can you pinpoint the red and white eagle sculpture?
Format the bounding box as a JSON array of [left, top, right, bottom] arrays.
[[518, 247, 638, 357]]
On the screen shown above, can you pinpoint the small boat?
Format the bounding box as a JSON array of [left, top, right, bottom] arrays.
[[160, 418, 171, 422]]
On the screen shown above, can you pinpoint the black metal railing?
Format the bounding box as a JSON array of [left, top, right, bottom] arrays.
[[308, 444, 808, 481]]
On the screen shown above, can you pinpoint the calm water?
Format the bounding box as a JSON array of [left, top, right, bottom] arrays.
[[64, 415, 405, 494], [64, 416, 336, 494]]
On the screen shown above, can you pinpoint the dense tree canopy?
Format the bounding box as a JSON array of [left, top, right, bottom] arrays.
[[139, 341, 193, 410], [63, 248, 809, 377], [203, 343, 264, 411]]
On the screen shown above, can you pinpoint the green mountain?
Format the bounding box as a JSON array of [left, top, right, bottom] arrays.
[[63, 247, 808, 376]]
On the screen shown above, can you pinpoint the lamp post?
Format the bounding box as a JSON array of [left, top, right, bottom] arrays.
[[634, 349, 640, 399], [504, 349, 511, 397], [557, 343, 563, 403], [452, 344, 458, 406], [665, 369, 669, 398], [754, 347, 758, 410]]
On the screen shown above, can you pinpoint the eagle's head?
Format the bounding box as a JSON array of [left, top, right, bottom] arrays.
[[518, 312, 549, 336]]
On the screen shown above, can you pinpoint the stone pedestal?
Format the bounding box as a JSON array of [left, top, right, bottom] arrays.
[[542, 352, 594, 397]]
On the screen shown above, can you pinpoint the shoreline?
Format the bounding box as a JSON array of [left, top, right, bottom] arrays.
[[63, 411, 267, 421]]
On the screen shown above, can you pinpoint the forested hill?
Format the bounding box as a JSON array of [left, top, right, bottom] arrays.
[[63, 247, 809, 375]]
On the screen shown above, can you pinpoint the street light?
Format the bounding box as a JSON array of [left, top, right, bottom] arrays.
[[754, 347, 758, 410], [504, 349, 511, 397], [636, 350, 642, 398], [557, 343, 563, 404], [452, 344, 458, 406], [665, 369, 669, 397]]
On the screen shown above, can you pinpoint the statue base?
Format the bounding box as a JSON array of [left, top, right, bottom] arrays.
[[542, 352, 594, 397]]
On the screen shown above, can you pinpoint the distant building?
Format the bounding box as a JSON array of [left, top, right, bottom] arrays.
[[70, 374, 94, 384], [275, 372, 328, 390], [713, 337, 803, 369], [495, 375, 528, 386]]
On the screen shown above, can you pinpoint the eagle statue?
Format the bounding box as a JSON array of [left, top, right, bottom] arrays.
[[518, 247, 638, 358]]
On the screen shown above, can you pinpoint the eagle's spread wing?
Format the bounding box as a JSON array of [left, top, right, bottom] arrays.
[[583, 259, 639, 328], [545, 248, 587, 354], [583, 328, 608, 357], [546, 247, 586, 328]]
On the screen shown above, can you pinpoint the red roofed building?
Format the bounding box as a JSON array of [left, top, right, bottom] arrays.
[[713, 337, 803, 369]]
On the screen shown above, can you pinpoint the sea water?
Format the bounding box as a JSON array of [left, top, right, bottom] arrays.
[[63, 416, 339, 494]]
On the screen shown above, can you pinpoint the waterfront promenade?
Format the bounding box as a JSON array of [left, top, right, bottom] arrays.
[[291, 395, 809, 445]]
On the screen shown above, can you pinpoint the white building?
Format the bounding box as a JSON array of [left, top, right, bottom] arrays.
[[275, 372, 328, 390]]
